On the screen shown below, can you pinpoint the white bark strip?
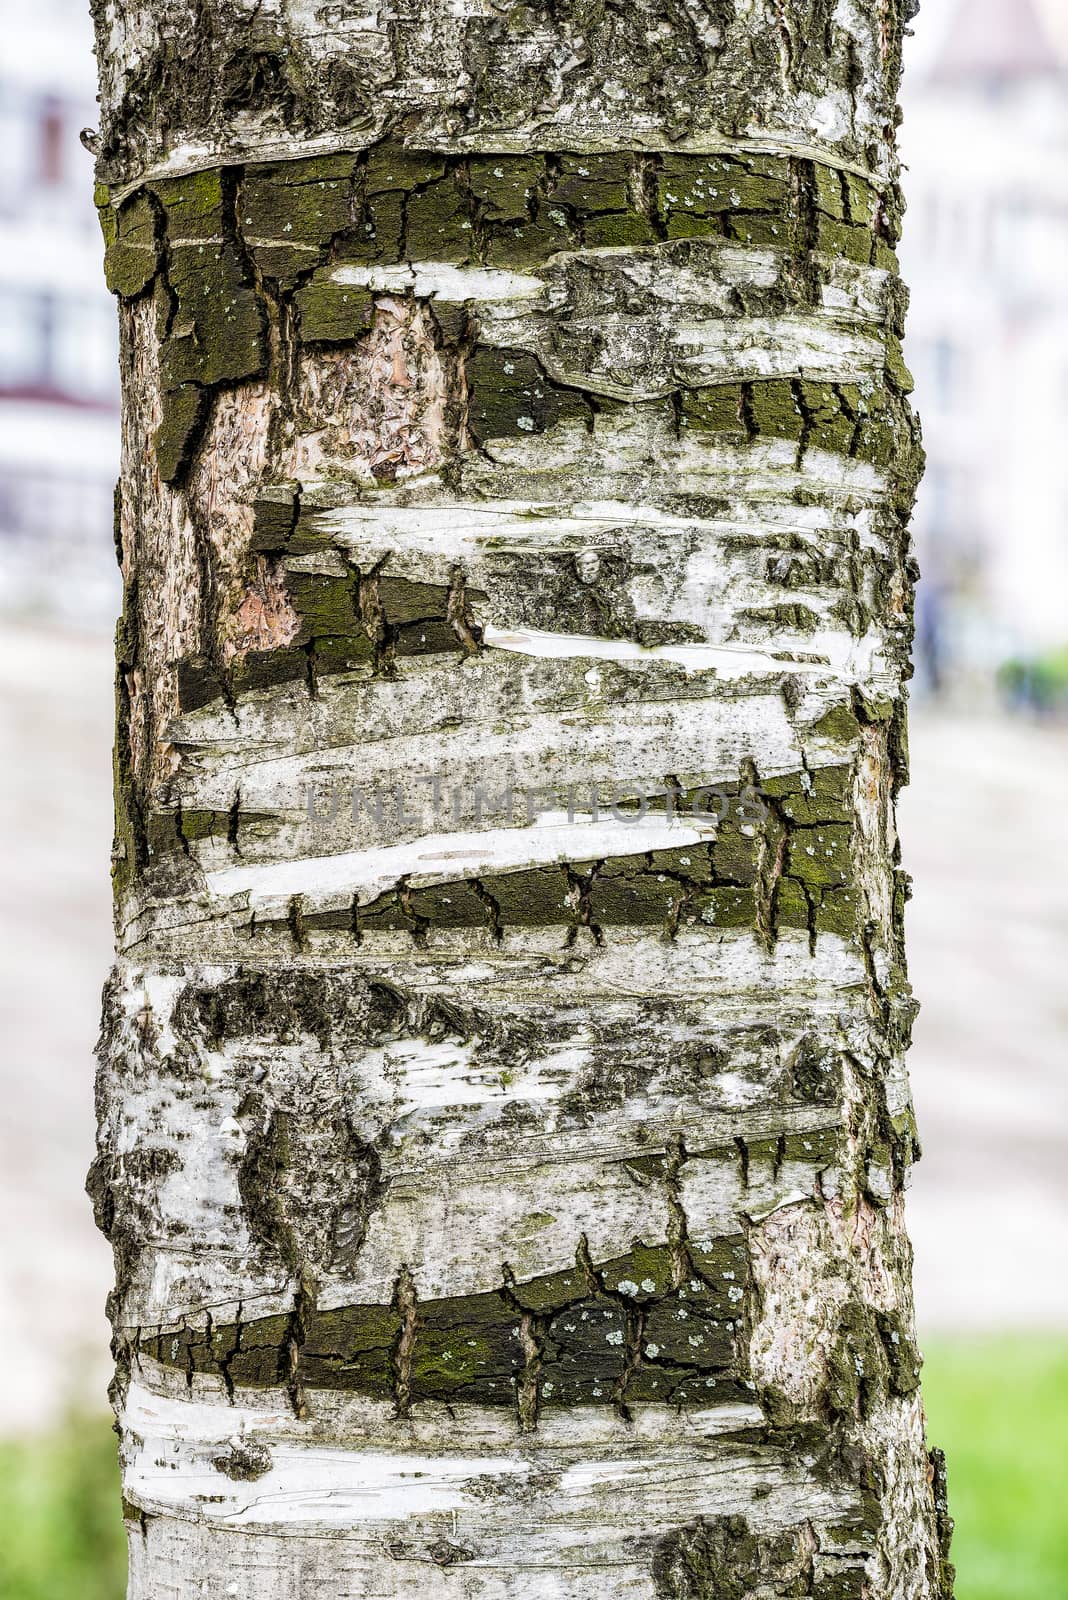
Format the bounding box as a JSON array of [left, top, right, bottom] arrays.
[[205, 812, 720, 907], [479, 624, 883, 679]]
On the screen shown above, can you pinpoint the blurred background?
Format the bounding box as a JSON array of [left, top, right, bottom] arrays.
[[0, 0, 1065, 1594]]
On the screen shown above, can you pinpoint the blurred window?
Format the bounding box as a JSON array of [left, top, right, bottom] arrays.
[[994, 200, 1066, 299], [0, 91, 29, 212], [0, 467, 112, 549], [0, 290, 50, 388], [39, 98, 65, 186], [0, 289, 115, 402], [0, 82, 96, 218], [924, 463, 966, 537], [0, 476, 17, 534], [931, 338, 957, 408], [913, 337, 960, 412], [51, 298, 117, 402]]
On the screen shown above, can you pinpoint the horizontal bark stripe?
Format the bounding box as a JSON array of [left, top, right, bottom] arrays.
[[143, 778, 859, 944], [120, 1369, 877, 1581], [170, 465, 903, 711], [97, 147, 911, 485], [102, 148, 896, 289], [144, 1238, 751, 1410]]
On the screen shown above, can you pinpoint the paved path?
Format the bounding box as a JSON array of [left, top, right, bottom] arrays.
[[0, 621, 1064, 1430], [900, 709, 1068, 1334], [0, 622, 114, 1432]]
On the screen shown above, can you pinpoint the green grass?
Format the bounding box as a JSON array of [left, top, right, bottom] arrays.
[[0, 1416, 124, 1600], [922, 1337, 1068, 1600], [0, 1341, 1064, 1598]]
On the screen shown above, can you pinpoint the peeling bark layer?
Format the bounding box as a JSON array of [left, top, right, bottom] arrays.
[[91, 5, 952, 1595]]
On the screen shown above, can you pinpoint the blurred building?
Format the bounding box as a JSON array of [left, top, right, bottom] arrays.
[[0, 0, 119, 624], [901, 0, 1068, 688]]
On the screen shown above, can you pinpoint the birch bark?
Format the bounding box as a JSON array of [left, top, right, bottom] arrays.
[[88, 1, 954, 1595]]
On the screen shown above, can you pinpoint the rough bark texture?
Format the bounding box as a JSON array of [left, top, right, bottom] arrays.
[[89, 1, 953, 1595]]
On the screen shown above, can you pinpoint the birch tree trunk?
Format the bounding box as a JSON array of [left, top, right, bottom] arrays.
[[88, 1, 954, 1595]]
